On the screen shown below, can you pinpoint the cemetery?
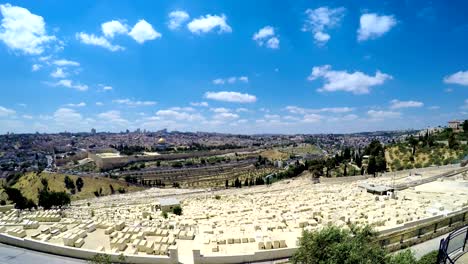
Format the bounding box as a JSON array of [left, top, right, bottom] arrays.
[[0, 165, 467, 263]]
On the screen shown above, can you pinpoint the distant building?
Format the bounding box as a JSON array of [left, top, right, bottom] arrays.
[[155, 137, 168, 150], [448, 120, 463, 133], [91, 128, 96, 134]]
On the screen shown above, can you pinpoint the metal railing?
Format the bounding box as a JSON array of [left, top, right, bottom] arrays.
[[438, 225, 468, 263]]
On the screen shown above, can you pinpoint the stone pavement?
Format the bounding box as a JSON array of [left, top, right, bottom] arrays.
[[0, 243, 84, 264]]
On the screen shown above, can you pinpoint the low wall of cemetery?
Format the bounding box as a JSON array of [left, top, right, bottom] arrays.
[[0, 233, 179, 264], [192, 247, 297, 264]]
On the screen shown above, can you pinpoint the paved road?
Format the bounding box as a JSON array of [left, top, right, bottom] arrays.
[[0, 243, 85, 264]]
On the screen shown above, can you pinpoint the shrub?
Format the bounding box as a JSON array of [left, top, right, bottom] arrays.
[[417, 250, 438, 264], [162, 211, 168, 219], [214, 195, 221, 200], [172, 205, 182, 216]]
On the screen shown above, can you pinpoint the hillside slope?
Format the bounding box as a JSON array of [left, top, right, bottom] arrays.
[[11, 172, 145, 203]]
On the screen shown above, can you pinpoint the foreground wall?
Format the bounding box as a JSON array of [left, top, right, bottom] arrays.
[[0, 233, 178, 264], [192, 248, 297, 264]]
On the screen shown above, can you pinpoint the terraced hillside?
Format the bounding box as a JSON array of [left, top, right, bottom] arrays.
[[386, 144, 468, 171]]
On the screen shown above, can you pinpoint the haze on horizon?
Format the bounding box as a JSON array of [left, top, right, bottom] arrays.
[[0, 0, 467, 135]]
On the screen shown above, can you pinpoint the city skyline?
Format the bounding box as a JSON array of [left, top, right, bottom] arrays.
[[0, 0, 467, 134]]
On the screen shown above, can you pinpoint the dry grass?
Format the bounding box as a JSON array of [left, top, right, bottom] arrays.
[[12, 172, 145, 202]]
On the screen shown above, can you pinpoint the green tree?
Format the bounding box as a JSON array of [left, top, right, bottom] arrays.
[[291, 225, 387, 264], [75, 177, 84, 192], [4, 187, 36, 210]]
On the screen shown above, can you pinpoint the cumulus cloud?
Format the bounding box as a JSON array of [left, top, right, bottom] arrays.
[[32, 64, 42, 71], [113, 98, 156, 106], [101, 20, 128, 38], [358, 13, 397, 41], [308, 65, 392, 94], [129, 20, 161, 43], [0, 106, 15, 116], [204, 91, 257, 103], [302, 7, 345, 45], [210, 107, 230, 113], [155, 109, 204, 122], [50, 68, 67, 78], [285, 106, 354, 115], [53, 108, 83, 124], [367, 110, 401, 120], [76, 32, 124, 51], [65, 102, 86, 107], [212, 76, 248, 85], [187, 14, 232, 34], [0, 3, 57, 55], [168, 10, 190, 30], [213, 112, 239, 121], [52, 79, 88, 91], [253, 26, 280, 49], [190, 102, 209, 107], [53, 59, 80, 67], [444, 70, 468, 86], [389, 99, 423, 109], [97, 110, 128, 126]]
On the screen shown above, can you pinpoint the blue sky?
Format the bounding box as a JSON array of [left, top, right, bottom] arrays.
[[0, 0, 467, 134]]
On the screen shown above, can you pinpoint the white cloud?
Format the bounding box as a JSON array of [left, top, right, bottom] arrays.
[[0, 106, 15, 116], [211, 107, 230, 113], [285, 106, 354, 114], [22, 114, 32, 119], [65, 102, 86, 107], [0, 3, 56, 55], [357, 13, 397, 41], [32, 64, 41, 71], [52, 79, 88, 91], [96, 102, 103, 106], [76, 32, 124, 51], [253, 26, 280, 49], [213, 112, 239, 121], [389, 99, 423, 109], [168, 10, 190, 30], [113, 98, 156, 106], [53, 59, 80, 67], [190, 102, 209, 107], [155, 109, 204, 122], [266, 37, 279, 49], [204, 91, 257, 103], [97, 110, 129, 126], [308, 65, 392, 94], [212, 76, 248, 85], [50, 68, 67, 78], [367, 110, 401, 119], [53, 108, 83, 124], [101, 20, 128, 38], [444, 71, 468, 86], [187, 14, 232, 34], [102, 85, 112, 91], [303, 114, 323, 123], [302, 7, 345, 45], [236, 108, 248, 112], [129, 20, 161, 44]]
